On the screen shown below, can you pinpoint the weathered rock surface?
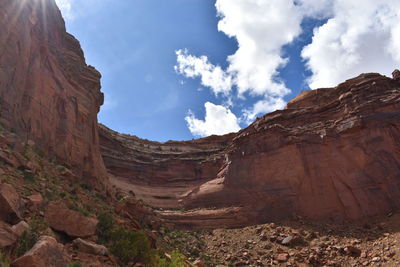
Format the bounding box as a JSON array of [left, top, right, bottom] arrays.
[[45, 202, 98, 238], [11, 236, 69, 267], [100, 72, 400, 229], [0, 221, 18, 248], [0, 183, 23, 224], [73, 238, 108, 256], [0, 0, 107, 189], [11, 221, 30, 237]]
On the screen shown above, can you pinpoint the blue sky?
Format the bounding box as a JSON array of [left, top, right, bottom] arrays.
[[56, 0, 400, 141]]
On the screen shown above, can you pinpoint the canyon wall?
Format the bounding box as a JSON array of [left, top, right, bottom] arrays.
[[101, 73, 400, 228], [0, 0, 107, 188], [2, 0, 400, 230]]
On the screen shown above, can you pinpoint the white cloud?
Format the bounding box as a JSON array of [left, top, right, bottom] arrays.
[[302, 0, 400, 88], [216, 0, 301, 98], [185, 102, 240, 137], [242, 97, 287, 124], [175, 49, 233, 96]]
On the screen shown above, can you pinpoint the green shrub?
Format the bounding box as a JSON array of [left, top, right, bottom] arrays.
[[23, 172, 35, 183], [0, 250, 10, 267], [109, 228, 151, 265], [16, 218, 48, 257], [151, 250, 186, 267], [68, 261, 83, 267], [97, 212, 115, 243]]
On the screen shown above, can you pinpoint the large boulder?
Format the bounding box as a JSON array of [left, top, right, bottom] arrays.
[[73, 238, 108, 256], [0, 183, 24, 224], [11, 236, 69, 267], [0, 221, 18, 248], [45, 202, 98, 238]]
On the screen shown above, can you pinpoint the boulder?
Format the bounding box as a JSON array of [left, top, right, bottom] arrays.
[[0, 183, 24, 224], [26, 194, 44, 210], [0, 221, 18, 248], [11, 236, 69, 267], [12, 221, 30, 237], [45, 202, 98, 238], [73, 238, 108, 256]]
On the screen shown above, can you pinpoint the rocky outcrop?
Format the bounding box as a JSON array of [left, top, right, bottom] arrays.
[[11, 236, 69, 267], [0, 183, 24, 224], [45, 202, 98, 238], [73, 238, 108, 256], [0, 0, 107, 188], [100, 72, 400, 228], [0, 221, 18, 248]]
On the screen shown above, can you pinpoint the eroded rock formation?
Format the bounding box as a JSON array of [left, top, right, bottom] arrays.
[[0, 0, 107, 188], [101, 72, 400, 229], [1, 0, 400, 231]]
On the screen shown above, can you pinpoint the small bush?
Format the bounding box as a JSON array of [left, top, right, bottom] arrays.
[[109, 228, 151, 265], [0, 250, 10, 267], [97, 212, 114, 244], [16, 218, 48, 257], [68, 261, 83, 267], [23, 172, 35, 183]]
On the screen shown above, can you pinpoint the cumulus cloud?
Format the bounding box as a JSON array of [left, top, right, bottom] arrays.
[[185, 102, 241, 137], [302, 0, 400, 88], [175, 49, 233, 96], [242, 97, 287, 124], [215, 0, 302, 97]]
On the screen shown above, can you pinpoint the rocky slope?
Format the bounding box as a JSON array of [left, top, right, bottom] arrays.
[[101, 72, 400, 229], [0, 0, 107, 189]]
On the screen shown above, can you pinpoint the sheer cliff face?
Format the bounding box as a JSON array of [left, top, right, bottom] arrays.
[[3, 0, 400, 229], [101, 73, 400, 228], [0, 0, 107, 187]]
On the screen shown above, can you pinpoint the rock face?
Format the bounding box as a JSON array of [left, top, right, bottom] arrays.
[[11, 236, 69, 267], [73, 238, 108, 256], [0, 221, 18, 248], [100, 72, 400, 228], [0, 183, 24, 224], [45, 202, 98, 238], [0, 0, 107, 188]]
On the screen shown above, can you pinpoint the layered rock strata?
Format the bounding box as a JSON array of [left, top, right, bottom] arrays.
[[101, 72, 400, 228], [0, 0, 107, 188]]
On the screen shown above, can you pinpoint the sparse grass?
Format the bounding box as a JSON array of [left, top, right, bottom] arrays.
[[16, 217, 49, 257], [0, 250, 10, 267], [68, 261, 83, 267]]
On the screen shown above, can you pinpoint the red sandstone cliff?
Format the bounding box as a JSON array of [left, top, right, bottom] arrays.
[[0, 0, 107, 188], [2, 0, 400, 230], [100, 72, 400, 229]]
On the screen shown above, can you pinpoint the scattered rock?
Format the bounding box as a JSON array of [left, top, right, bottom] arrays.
[[345, 246, 362, 257], [45, 202, 98, 238], [276, 253, 289, 262], [26, 194, 44, 210], [0, 221, 18, 248], [0, 183, 24, 224], [72, 238, 108, 256], [11, 221, 30, 237], [371, 256, 381, 262], [11, 236, 69, 267], [193, 259, 207, 267]]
